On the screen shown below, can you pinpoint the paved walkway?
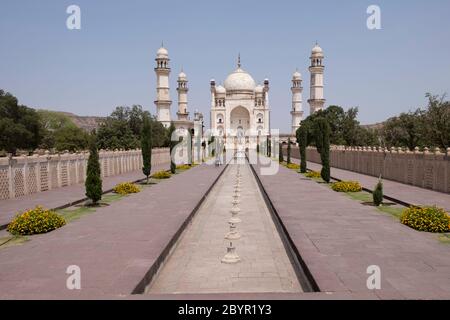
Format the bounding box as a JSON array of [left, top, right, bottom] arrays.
[[254, 159, 450, 299], [0, 163, 225, 299], [291, 158, 450, 211], [0, 164, 168, 228], [146, 163, 301, 294]]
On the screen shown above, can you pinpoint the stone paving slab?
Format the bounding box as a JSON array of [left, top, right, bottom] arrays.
[[295, 158, 450, 211], [0, 164, 168, 228], [0, 163, 225, 299], [253, 159, 450, 299]]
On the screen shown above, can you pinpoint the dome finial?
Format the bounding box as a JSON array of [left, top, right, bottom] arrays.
[[161, 40, 164, 48], [237, 53, 241, 68]]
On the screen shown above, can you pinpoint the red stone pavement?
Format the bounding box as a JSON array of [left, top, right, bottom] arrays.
[[0, 163, 226, 299], [253, 159, 450, 299], [0, 164, 168, 228]]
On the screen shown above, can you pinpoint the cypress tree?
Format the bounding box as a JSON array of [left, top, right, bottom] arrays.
[[279, 142, 284, 163], [297, 126, 308, 173], [168, 123, 176, 174], [141, 114, 152, 184], [287, 138, 291, 164], [314, 118, 331, 183], [373, 178, 383, 206], [85, 132, 102, 205]]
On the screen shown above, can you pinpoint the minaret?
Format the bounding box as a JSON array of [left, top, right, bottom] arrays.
[[291, 70, 304, 135], [177, 70, 189, 121], [307, 43, 325, 114], [154, 44, 171, 128]]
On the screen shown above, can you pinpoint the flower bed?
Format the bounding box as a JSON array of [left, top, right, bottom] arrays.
[[152, 170, 172, 179], [7, 206, 66, 236], [400, 206, 450, 233], [305, 171, 321, 179], [331, 181, 362, 192], [176, 164, 192, 171], [285, 163, 300, 170], [113, 182, 141, 195]]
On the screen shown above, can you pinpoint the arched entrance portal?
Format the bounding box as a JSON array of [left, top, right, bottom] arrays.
[[229, 106, 250, 152]]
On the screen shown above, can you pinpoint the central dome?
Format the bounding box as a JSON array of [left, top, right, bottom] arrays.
[[224, 68, 256, 92]]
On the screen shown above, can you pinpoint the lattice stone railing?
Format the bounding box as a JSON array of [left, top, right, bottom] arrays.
[[0, 148, 170, 200], [287, 146, 450, 194]]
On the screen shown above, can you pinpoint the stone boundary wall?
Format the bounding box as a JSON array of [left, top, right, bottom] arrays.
[[286, 146, 450, 194], [0, 148, 170, 200]]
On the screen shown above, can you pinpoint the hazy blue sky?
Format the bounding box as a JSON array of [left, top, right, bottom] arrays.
[[1, 0, 449, 132]]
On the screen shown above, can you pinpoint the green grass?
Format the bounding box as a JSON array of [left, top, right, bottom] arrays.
[[438, 234, 450, 244], [102, 193, 126, 204], [341, 191, 404, 219], [56, 193, 126, 223], [377, 205, 404, 219], [0, 235, 29, 250], [344, 191, 372, 202], [57, 207, 96, 223]]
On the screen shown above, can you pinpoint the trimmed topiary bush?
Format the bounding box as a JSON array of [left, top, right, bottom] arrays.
[[314, 117, 331, 183], [7, 206, 66, 236], [305, 171, 321, 179], [373, 179, 383, 206], [168, 123, 177, 174], [141, 113, 152, 184], [279, 143, 284, 163], [296, 125, 309, 173], [331, 181, 362, 192], [85, 132, 102, 205], [400, 206, 450, 233], [287, 138, 291, 164], [113, 182, 141, 195], [152, 170, 172, 179]]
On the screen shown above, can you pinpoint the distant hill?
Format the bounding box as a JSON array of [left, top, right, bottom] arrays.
[[38, 110, 106, 132], [361, 122, 384, 131]]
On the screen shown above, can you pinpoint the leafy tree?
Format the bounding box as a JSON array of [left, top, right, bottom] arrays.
[[141, 114, 152, 184], [382, 109, 426, 150], [85, 132, 102, 205], [314, 117, 331, 183], [97, 105, 167, 150], [168, 123, 176, 174], [302, 105, 368, 147], [373, 178, 383, 206], [425, 93, 450, 149], [287, 138, 291, 164], [279, 142, 284, 163], [37, 110, 90, 152], [0, 90, 42, 155], [54, 126, 90, 152]]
